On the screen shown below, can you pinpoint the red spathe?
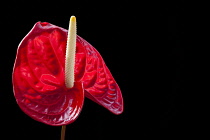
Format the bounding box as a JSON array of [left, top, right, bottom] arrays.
[[13, 22, 123, 126]]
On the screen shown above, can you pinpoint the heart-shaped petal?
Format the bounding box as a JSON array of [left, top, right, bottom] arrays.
[[13, 21, 123, 126]]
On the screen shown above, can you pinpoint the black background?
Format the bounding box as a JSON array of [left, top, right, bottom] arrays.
[[0, 1, 187, 139]]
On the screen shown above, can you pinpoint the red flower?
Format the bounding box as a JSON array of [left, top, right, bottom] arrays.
[[13, 22, 123, 126]]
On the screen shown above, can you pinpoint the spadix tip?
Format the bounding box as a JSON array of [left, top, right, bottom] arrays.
[[70, 16, 76, 22]]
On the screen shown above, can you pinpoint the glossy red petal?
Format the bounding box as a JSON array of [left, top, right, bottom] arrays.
[[75, 37, 123, 115], [13, 22, 84, 126], [13, 21, 123, 126]]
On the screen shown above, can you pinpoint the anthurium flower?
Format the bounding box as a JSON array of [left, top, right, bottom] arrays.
[[13, 16, 123, 126]]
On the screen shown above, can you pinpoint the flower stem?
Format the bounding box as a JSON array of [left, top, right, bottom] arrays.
[[60, 125, 66, 140]]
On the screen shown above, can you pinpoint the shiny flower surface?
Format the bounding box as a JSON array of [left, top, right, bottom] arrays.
[[13, 22, 123, 126]]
